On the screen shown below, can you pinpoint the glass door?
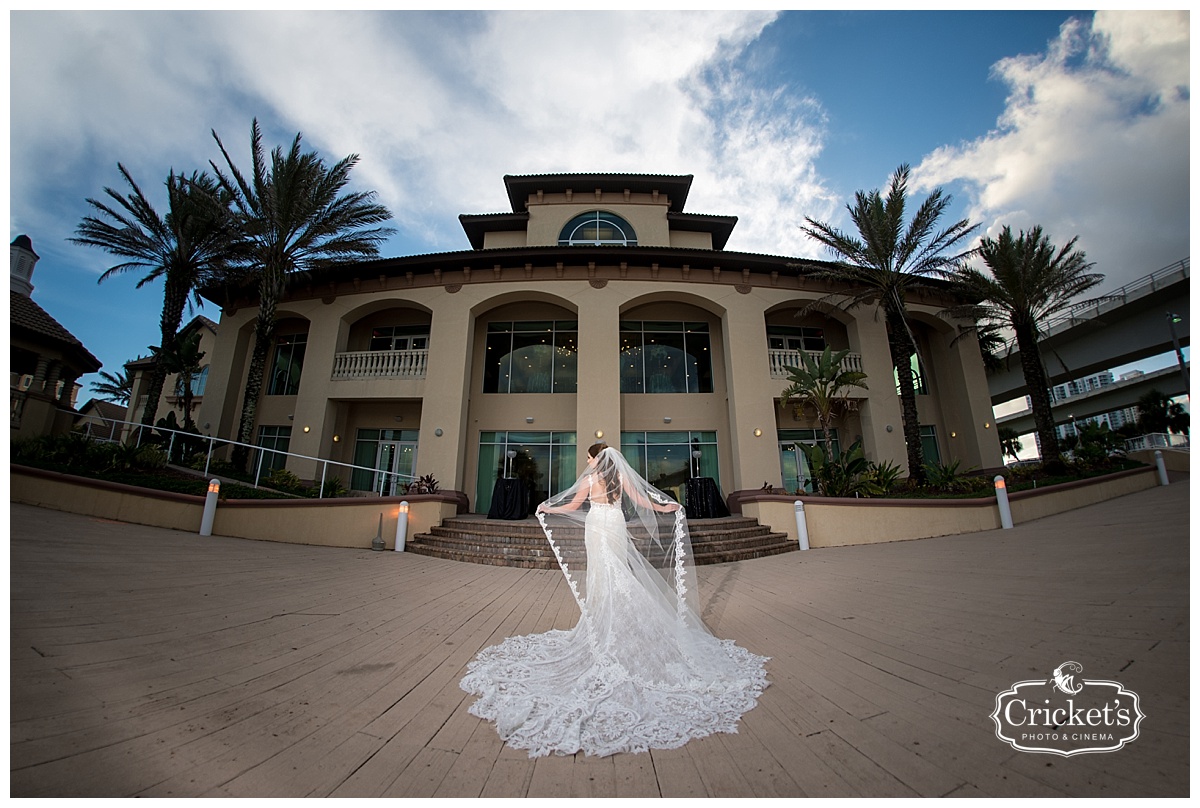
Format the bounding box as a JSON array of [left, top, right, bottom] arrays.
[[375, 439, 418, 496]]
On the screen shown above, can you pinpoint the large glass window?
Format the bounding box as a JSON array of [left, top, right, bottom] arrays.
[[369, 325, 428, 352], [767, 326, 827, 353], [777, 428, 839, 494], [352, 428, 419, 495], [920, 425, 941, 465], [894, 351, 928, 396], [476, 431, 577, 514], [268, 333, 307, 396], [620, 321, 713, 394], [620, 431, 718, 508], [175, 365, 209, 397], [483, 321, 578, 394], [256, 425, 292, 472], [558, 211, 637, 246]]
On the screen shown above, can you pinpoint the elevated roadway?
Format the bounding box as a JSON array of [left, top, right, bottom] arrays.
[[988, 259, 1189, 406]]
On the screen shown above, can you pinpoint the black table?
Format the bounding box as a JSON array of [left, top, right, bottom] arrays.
[[487, 478, 529, 520], [685, 477, 730, 519]]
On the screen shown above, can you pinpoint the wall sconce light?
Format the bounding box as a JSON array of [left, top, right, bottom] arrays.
[[287, 414, 294, 421], [303, 426, 311, 433], [526, 416, 534, 423], [663, 416, 672, 424], [595, 430, 604, 439], [435, 428, 444, 437], [332, 434, 340, 443], [984, 422, 991, 429], [950, 431, 957, 438], [753, 428, 763, 437], [394, 415, 404, 422], [886, 424, 894, 432]]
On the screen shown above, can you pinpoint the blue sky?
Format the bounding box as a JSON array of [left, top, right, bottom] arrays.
[[7, 10, 1191, 400]]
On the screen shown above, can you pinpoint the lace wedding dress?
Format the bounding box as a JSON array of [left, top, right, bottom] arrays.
[[460, 446, 769, 758]]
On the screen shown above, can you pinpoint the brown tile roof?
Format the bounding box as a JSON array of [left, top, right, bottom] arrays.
[[10, 291, 102, 371]]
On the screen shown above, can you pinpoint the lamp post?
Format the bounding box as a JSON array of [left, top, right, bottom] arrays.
[[394, 501, 410, 552], [200, 479, 220, 536], [1167, 312, 1189, 397]]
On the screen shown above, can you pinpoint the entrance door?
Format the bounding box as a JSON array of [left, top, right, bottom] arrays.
[[375, 439, 418, 496]]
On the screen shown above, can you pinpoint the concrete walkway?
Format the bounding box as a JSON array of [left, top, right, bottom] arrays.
[[9, 477, 1190, 797]]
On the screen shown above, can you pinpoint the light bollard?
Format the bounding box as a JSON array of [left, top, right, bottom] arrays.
[[394, 501, 410, 552], [200, 479, 220, 536], [994, 475, 1013, 529], [1154, 450, 1170, 486], [793, 500, 810, 551]]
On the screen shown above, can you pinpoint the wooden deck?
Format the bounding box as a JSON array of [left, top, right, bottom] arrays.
[[9, 476, 1190, 797]]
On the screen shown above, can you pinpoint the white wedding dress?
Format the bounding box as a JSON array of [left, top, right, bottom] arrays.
[[460, 448, 769, 758]]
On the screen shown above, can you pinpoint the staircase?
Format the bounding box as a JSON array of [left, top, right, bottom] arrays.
[[406, 514, 797, 568]]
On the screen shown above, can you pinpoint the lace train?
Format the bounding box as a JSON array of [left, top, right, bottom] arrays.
[[460, 505, 769, 758]]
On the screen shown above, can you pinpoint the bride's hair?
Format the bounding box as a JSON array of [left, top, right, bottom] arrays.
[[588, 442, 621, 504]]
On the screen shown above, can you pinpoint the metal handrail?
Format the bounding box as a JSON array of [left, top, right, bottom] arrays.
[[65, 410, 416, 498]]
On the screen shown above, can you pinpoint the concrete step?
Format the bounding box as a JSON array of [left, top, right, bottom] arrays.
[[407, 515, 799, 568]]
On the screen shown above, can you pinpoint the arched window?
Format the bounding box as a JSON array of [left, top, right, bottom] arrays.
[[558, 211, 638, 246]]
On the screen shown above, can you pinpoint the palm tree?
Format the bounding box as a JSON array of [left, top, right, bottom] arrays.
[[798, 164, 978, 484], [152, 331, 205, 431], [997, 426, 1023, 461], [1136, 388, 1189, 436], [89, 367, 134, 406], [73, 166, 237, 427], [940, 226, 1101, 469], [778, 346, 869, 461], [210, 119, 395, 468]]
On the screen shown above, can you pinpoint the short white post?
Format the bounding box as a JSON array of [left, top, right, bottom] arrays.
[[1154, 450, 1170, 486], [394, 501, 410, 552], [994, 475, 1013, 529], [793, 500, 810, 551], [200, 479, 220, 536]]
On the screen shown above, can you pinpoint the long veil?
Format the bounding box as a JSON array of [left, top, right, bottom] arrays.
[[461, 445, 769, 758], [535, 446, 703, 630]]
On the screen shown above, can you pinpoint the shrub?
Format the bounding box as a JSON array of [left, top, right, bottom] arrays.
[[406, 473, 440, 495], [264, 467, 304, 493], [800, 441, 882, 498], [862, 459, 903, 494]]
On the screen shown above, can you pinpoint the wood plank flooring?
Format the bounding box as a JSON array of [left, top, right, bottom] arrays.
[[9, 476, 1189, 797]]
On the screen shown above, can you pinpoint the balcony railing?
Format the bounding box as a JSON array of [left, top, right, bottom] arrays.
[[332, 349, 428, 381], [1124, 432, 1189, 452], [768, 349, 864, 379]]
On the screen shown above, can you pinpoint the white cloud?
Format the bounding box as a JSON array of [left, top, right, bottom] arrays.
[[12, 11, 834, 261], [913, 11, 1190, 293]]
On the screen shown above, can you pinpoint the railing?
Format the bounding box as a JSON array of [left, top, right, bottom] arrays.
[[50, 410, 416, 499], [768, 349, 864, 379], [332, 349, 428, 380], [999, 257, 1190, 355], [1124, 432, 1190, 452]]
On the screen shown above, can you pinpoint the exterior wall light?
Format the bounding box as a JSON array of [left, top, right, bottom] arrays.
[[332, 435, 340, 442], [595, 430, 604, 439], [753, 428, 763, 437], [526, 416, 534, 423], [435, 428, 444, 437], [303, 426, 311, 433]]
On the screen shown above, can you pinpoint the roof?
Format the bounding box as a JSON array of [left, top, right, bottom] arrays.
[[10, 291, 102, 372], [503, 173, 693, 213], [77, 398, 128, 421]]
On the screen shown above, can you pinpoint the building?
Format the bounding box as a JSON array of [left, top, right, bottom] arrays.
[[10, 235, 102, 439], [123, 314, 219, 433], [1051, 370, 1142, 439], [195, 173, 1002, 516]]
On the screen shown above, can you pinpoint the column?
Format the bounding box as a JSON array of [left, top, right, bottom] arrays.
[[721, 295, 785, 495], [848, 312, 908, 472], [416, 304, 474, 492], [287, 312, 341, 480], [574, 288, 622, 471]]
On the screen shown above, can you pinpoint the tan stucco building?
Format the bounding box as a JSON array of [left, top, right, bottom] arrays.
[[195, 173, 1002, 514]]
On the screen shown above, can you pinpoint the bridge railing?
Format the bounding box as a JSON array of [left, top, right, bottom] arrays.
[[1124, 432, 1189, 453], [999, 257, 1189, 356]]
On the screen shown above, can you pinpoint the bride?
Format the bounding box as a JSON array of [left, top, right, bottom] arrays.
[[459, 443, 769, 758]]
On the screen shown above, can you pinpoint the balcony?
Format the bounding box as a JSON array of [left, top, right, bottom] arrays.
[[332, 349, 429, 381], [768, 349, 863, 379]]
